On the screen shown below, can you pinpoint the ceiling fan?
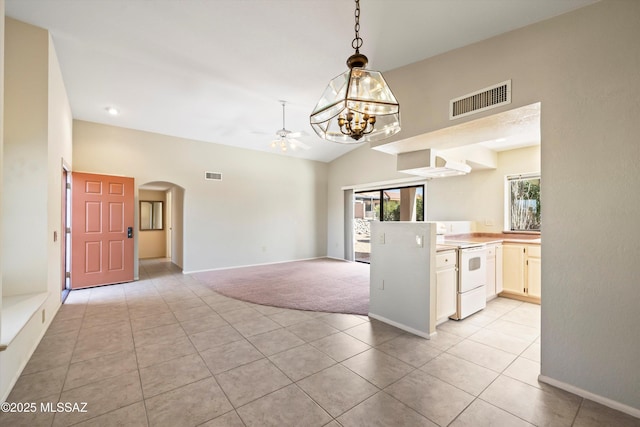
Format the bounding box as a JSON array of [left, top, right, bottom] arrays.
[[270, 101, 310, 152]]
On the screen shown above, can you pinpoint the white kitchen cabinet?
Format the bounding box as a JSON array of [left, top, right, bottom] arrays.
[[501, 243, 541, 302], [436, 250, 457, 324], [485, 244, 503, 300]]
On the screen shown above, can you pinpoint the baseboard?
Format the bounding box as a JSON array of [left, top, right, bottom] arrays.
[[368, 312, 435, 339], [183, 256, 327, 275], [538, 375, 640, 419]]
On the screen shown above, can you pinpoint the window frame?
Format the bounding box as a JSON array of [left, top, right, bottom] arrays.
[[504, 172, 541, 233]]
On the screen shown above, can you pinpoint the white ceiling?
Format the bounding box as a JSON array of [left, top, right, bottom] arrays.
[[5, 0, 596, 162]]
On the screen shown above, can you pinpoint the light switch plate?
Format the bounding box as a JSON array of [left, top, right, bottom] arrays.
[[378, 233, 385, 244], [416, 235, 424, 248]]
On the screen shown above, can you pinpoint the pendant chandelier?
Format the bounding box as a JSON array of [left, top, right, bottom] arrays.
[[310, 0, 400, 144]]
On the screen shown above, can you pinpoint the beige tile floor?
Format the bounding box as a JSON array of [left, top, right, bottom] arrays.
[[2, 258, 639, 426]]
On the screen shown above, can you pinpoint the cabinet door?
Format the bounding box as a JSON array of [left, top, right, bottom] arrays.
[[495, 245, 503, 293], [486, 254, 496, 299], [527, 257, 542, 298], [502, 244, 526, 295], [436, 267, 457, 323]]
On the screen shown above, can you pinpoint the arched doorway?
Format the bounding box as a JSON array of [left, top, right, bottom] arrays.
[[138, 181, 185, 269]]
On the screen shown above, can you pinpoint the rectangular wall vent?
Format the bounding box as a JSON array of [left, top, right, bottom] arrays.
[[204, 171, 222, 181], [449, 80, 511, 120]]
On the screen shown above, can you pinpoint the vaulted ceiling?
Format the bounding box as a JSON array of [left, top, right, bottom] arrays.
[[6, 0, 597, 162]]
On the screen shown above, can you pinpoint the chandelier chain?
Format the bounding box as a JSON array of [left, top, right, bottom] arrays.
[[352, 0, 363, 52]]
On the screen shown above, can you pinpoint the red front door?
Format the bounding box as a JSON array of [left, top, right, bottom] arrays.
[[71, 172, 135, 289]]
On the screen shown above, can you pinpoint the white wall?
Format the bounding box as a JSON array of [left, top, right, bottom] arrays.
[[369, 222, 436, 338], [0, 0, 5, 361], [327, 0, 640, 413], [427, 146, 540, 231], [1, 17, 73, 401], [73, 120, 329, 273]]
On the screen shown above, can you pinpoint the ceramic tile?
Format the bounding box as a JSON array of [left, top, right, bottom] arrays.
[[233, 315, 282, 337], [286, 319, 340, 342], [206, 299, 249, 314], [250, 303, 286, 316], [503, 357, 542, 388], [237, 384, 332, 427], [8, 366, 68, 402], [64, 350, 138, 391], [424, 329, 463, 351], [573, 399, 640, 427], [132, 323, 185, 348], [343, 320, 403, 346], [219, 307, 264, 324], [436, 320, 482, 338], [73, 401, 148, 427], [385, 370, 475, 426], [199, 339, 264, 374], [215, 358, 291, 407], [421, 353, 499, 396], [130, 312, 177, 331], [189, 324, 245, 352], [521, 341, 541, 362], [0, 393, 58, 427], [179, 313, 228, 335], [485, 319, 540, 341], [139, 353, 211, 398], [337, 391, 437, 427], [447, 339, 517, 372], [375, 334, 442, 368], [166, 297, 205, 312], [171, 304, 215, 322], [342, 348, 414, 388], [450, 398, 534, 427], [310, 332, 371, 362], [257, 311, 302, 332], [21, 348, 73, 376], [200, 410, 246, 427], [145, 377, 232, 427], [297, 364, 378, 417], [480, 375, 582, 426], [246, 328, 305, 356], [468, 328, 532, 355], [269, 344, 336, 381], [53, 370, 143, 426], [135, 334, 198, 368], [319, 313, 368, 330]]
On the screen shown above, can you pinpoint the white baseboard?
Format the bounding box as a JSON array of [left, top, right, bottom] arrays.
[[183, 256, 326, 275], [538, 375, 640, 419], [368, 312, 435, 339]]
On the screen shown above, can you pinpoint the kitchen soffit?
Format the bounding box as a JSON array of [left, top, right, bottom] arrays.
[[373, 103, 541, 160]]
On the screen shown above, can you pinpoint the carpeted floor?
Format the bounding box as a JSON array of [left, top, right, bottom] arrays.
[[192, 258, 370, 315]]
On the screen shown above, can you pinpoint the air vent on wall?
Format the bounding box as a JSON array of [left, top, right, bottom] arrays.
[[204, 171, 222, 181], [450, 80, 511, 120]]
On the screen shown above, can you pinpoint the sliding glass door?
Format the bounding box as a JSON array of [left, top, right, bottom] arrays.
[[353, 185, 424, 263]]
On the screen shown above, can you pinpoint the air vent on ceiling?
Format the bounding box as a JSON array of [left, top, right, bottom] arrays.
[[204, 171, 222, 181], [449, 80, 511, 120]]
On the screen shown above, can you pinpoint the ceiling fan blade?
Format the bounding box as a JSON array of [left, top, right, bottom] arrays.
[[289, 138, 311, 150]]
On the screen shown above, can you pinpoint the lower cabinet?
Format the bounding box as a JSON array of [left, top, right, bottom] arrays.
[[501, 243, 541, 302], [436, 250, 458, 324], [486, 244, 503, 300]]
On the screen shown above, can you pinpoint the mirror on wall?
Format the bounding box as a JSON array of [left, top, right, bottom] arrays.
[[140, 201, 164, 230]]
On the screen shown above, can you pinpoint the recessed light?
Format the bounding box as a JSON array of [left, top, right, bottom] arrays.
[[106, 107, 119, 116]]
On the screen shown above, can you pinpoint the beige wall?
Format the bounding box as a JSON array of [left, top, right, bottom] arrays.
[[1, 17, 73, 401], [327, 0, 640, 413], [0, 0, 5, 370], [73, 120, 329, 273], [138, 189, 167, 259], [426, 146, 540, 230]]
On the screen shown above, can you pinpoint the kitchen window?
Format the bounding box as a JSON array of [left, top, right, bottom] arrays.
[[506, 173, 541, 232]]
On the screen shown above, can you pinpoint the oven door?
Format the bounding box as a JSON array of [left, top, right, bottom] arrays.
[[459, 246, 487, 292]]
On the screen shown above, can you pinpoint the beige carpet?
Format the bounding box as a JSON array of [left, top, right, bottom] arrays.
[[192, 258, 370, 315]]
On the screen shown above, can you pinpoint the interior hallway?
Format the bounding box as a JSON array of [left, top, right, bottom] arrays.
[[1, 259, 638, 426]]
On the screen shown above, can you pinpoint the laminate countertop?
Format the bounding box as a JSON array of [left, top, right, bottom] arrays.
[[444, 232, 541, 245]]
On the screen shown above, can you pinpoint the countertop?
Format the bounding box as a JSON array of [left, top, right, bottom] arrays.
[[440, 232, 541, 248]]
